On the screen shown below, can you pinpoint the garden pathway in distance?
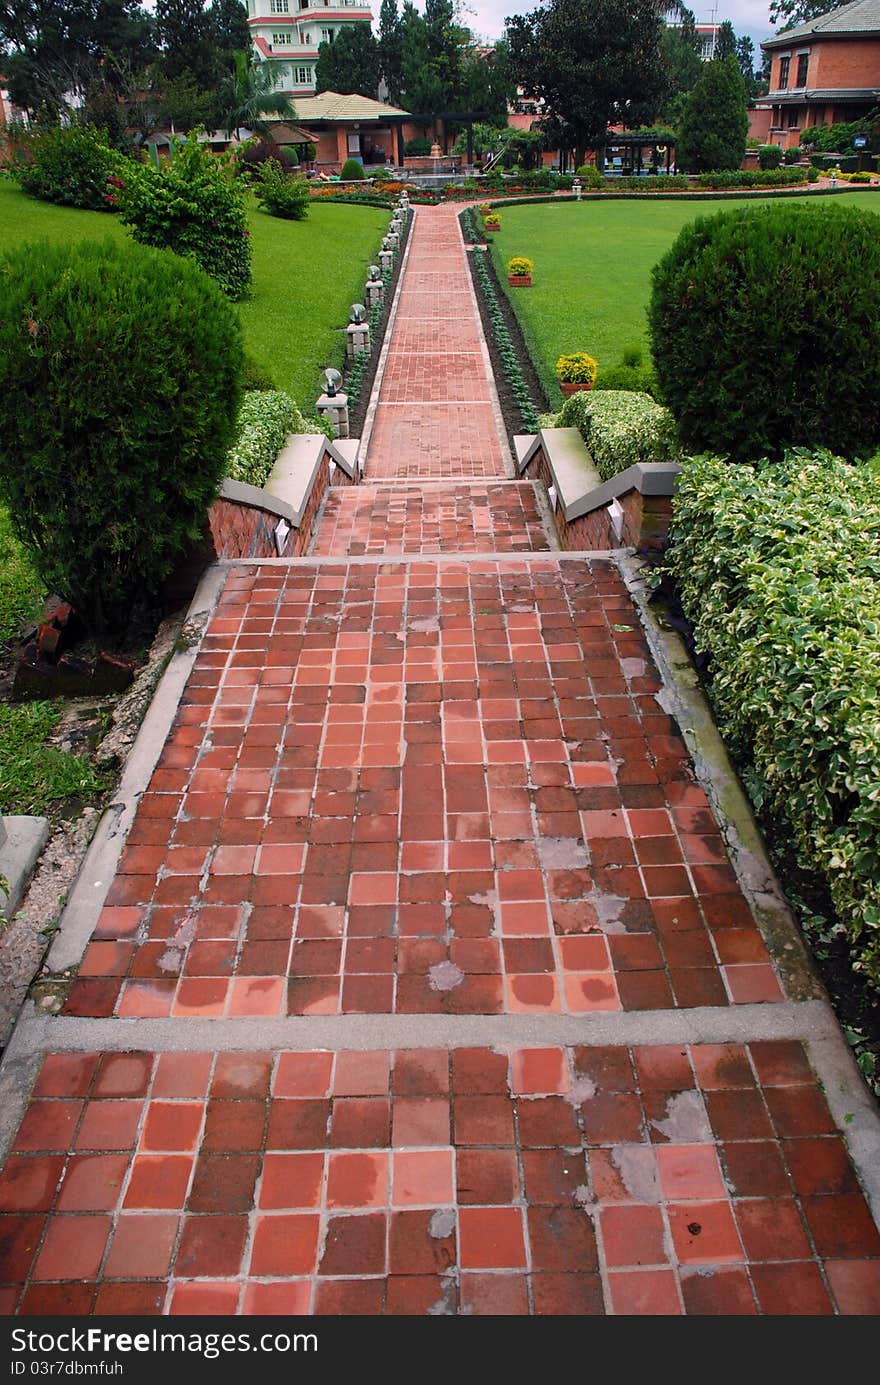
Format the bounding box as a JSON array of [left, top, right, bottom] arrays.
[[0, 206, 878, 1318]]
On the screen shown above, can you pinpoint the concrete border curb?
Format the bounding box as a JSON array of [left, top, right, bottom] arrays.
[[45, 564, 227, 974]]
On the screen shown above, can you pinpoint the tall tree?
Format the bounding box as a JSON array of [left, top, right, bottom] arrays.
[[736, 35, 762, 99], [0, 0, 156, 115], [314, 24, 380, 96], [714, 19, 737, 61], [460, 38, 516, 123], [769, 0, 847, 28], [214, 48, 296, 136], [155, 0, 215, 89], [377, 0, 405, 103], [424, 0, 462, 105], [654, 3, 703, 126], [210, 0, 249, 74], [676, 54, 748, 171], [506, 0, 667, 167]]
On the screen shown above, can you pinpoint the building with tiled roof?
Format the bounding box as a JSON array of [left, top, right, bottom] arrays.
[[247, 0, 374, 97], [756, 0, 880, 148]]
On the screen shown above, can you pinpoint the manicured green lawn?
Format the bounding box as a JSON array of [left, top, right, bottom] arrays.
[[0, 177, 389, 410], [489, 192, 880, 406], [0, 506, 44, 644]]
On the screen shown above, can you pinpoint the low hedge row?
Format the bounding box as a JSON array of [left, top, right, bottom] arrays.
[[694, 167, 807, 189], [226, 390, 318, 488], [557, 390, 680, 480], [662, 450, 880, 994]]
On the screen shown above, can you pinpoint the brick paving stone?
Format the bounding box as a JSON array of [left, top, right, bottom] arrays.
[[2, 1043, 876, 1315], [312, 484, 550, 556], [1, 201, 877, 1323], [365, 206, 508, 480], [64, 558, 783, 1018]]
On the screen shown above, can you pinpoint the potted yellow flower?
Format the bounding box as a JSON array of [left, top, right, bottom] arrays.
[[483, 211, 501, 231], [555, 352, 598, 394], [507, 255, 534, 286]]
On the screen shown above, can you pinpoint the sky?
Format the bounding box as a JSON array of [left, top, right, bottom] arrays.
[[456, 0, 779, 52]]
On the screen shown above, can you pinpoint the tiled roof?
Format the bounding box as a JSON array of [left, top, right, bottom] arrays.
[[291, 90, 410, 121], [764, 0, 880, 45]]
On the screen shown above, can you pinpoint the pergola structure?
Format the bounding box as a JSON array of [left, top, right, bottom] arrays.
[[601, 132, 677, 175]]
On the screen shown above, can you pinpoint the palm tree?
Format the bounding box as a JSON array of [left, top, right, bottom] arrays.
[[216, 50, 298, 139]]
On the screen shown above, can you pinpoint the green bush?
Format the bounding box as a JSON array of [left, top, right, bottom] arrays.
[[237, 138, 299, 178], [594, 362, 658, 396], [241, 354, 277, 392], [676, 55, 749, 173], [118, 134, 251, 300], [576, 164, 606, 188], [12, 124, 123, 212], [648, 202, 880, 462], [253, 160, 310, 220], [807, 166, 820, 182], [340, 158, 366, 180], [663, 450, 880, 994], [783, 146, 802, 165], [404, 136, 432, 156], [557, 389, 680, 480], [694, 167, 807, 188], [226, 390, 317, 488], [758, 144, 783, 169], [0, 238, 243, 644]]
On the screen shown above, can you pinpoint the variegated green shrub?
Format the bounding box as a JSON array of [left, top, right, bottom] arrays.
[[557, 389, 681, 481], [226, 390, 320, 488], [663, 449, 880, 992]]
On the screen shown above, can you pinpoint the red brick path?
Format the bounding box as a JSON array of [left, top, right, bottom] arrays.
[[364, 205, 509, 480], [1, 205, 877, 1316], [311, 483, 550, 556]]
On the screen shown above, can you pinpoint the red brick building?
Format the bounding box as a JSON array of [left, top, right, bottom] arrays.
[[756, 0, 880, 148]]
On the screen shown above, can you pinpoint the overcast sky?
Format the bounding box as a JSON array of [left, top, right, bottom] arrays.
[[457, 0, 778, 51]]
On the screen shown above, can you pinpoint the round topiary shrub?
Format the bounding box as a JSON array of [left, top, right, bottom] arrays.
[[0, 238, 243, 645], [648, 202, 880, 461], [340, 158, 366, 180]]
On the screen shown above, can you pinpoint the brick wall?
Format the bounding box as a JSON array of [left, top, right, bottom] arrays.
[[811, 37, 880, 89], [524, 447, 673, 552]]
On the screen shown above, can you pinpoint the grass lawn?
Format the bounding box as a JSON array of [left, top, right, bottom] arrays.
[[489, 192, 880, 407], [0, 506, 44, 644], [0, 177, 389, 411]]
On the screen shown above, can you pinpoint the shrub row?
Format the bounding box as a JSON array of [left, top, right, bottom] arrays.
[[694, 167, 807, 189], [662, 450, 880, 994], [470, 248, 540, 433], [557, 390, 680, 480], [226, 391, 315, 488]]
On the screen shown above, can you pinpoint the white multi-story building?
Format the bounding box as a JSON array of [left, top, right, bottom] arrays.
[[246, 0, 374, 96]]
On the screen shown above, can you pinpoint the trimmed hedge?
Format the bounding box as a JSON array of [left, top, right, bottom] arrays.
[[557, 389, 680, 480], [0, 237, 242, 644], [663, 450, 880, 994], [648, 201, 880, 462]]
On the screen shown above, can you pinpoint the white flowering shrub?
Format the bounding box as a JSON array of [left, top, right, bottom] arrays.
[[226, 391, 323, 488], [557, 389, 680, 481], [664, 449, 880, 994]]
